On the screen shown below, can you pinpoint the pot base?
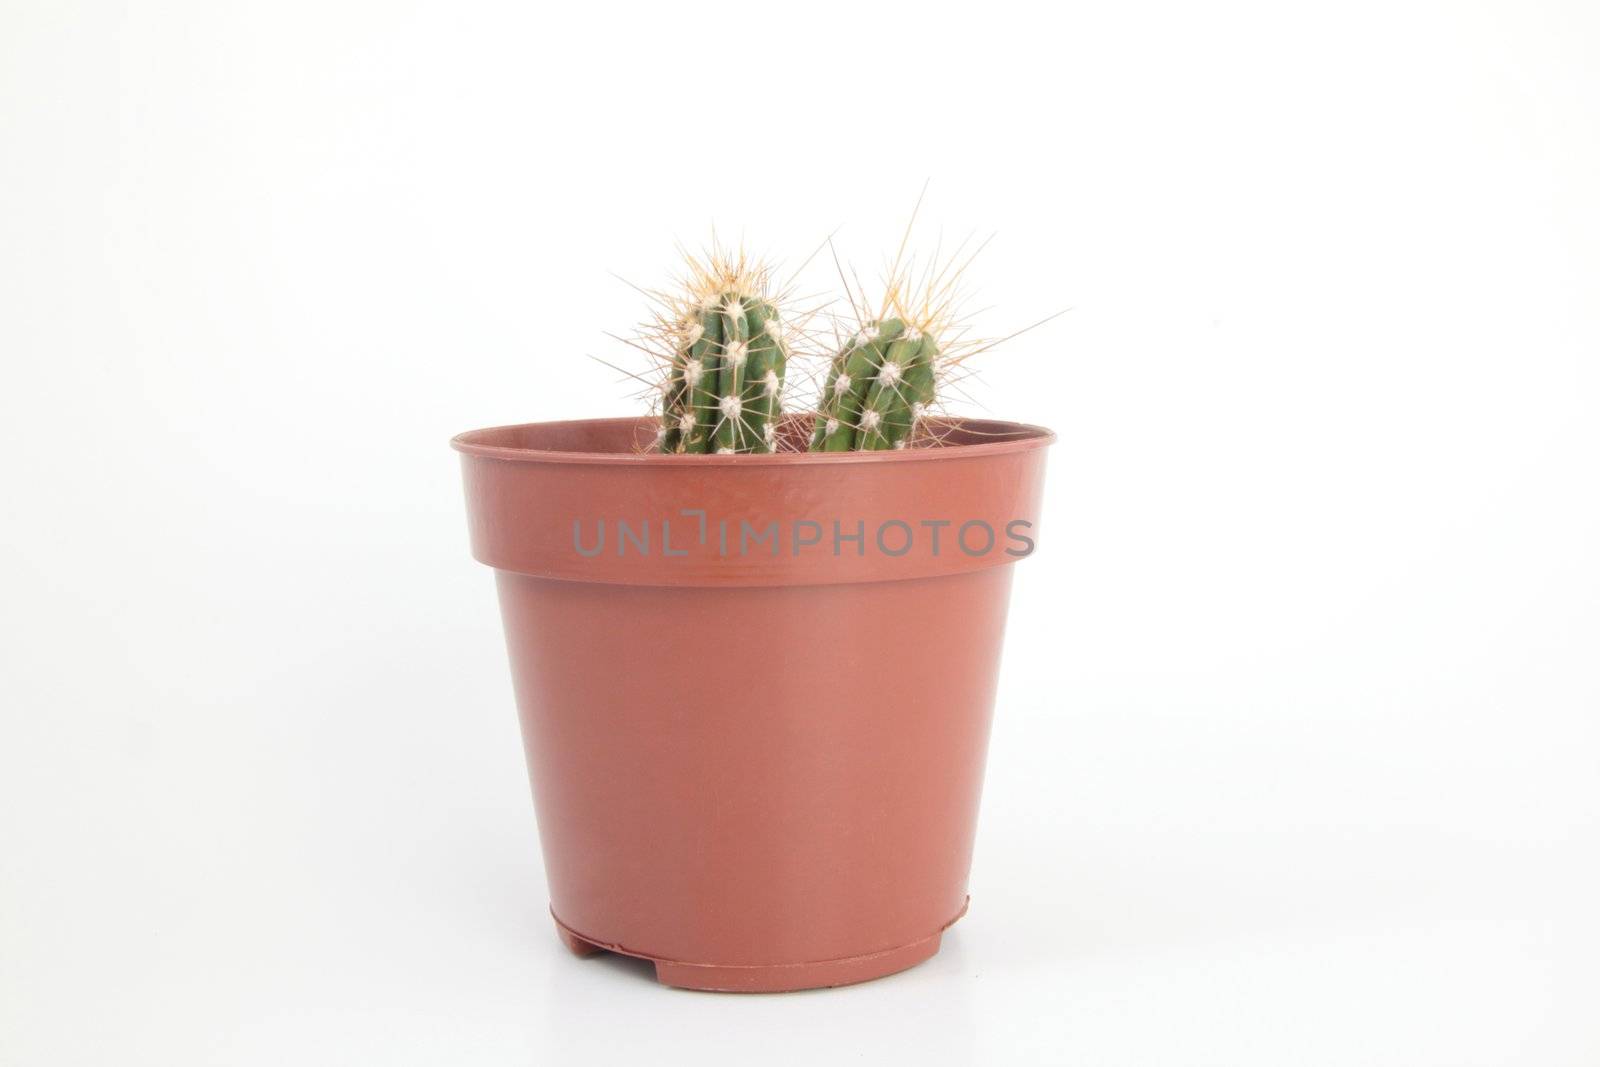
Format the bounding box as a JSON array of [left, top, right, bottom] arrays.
[[552, 901, 968, 993]]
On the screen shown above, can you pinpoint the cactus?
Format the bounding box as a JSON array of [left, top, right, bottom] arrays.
[[810, 315, 941, 452], [660, 291, 788, 454], [628, 228, 1045, 455], [631, 246, 796, 454]]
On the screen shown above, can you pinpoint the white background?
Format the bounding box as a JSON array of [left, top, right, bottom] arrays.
[[3, 1, 1597, 1063]]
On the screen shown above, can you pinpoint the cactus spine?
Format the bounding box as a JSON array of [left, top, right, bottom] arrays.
[[809, 318, 938, 451]]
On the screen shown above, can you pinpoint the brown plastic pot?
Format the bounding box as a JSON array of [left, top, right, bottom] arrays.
[[453, 415, 1053, 992]]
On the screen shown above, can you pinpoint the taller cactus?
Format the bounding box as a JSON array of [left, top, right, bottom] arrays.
[[661, 292, 788, 454], [810, 317, 939, 451]]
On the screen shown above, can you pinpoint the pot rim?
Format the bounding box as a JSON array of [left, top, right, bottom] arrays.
[[451, 415, 1055, 466]]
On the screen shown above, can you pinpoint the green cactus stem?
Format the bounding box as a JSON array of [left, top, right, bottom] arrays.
[[809, 317, 936, 451], [661, 293, 787, 454]]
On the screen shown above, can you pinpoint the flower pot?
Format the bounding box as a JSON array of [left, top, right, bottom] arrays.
[[453, 415, 1053, 991]]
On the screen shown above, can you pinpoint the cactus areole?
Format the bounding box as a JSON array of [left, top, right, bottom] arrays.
[[453, 415, 1053, 991]]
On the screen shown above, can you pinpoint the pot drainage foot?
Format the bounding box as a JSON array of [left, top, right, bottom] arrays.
[[551, 911, 958, 993], [556, 925, 605, 958]]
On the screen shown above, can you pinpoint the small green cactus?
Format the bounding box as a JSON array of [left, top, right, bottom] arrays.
[[634, 246, 795, 454], [809, 317, 938, 451], [661, 292, 788, 454]]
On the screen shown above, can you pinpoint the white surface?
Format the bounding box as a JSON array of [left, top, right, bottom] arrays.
[[2, 1, 1597, 1063]]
